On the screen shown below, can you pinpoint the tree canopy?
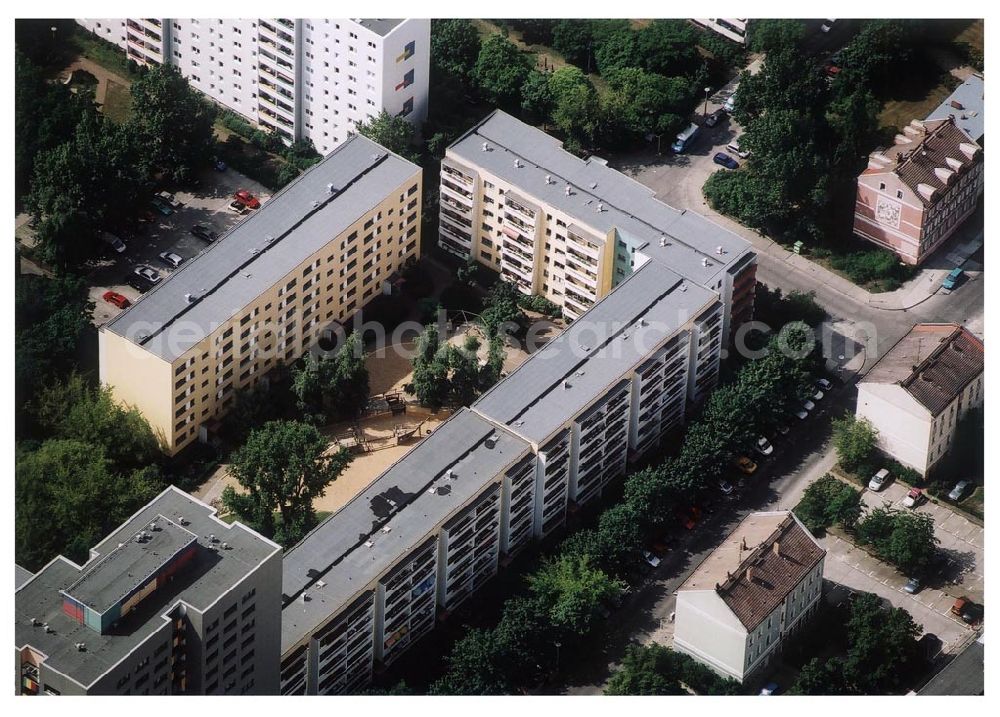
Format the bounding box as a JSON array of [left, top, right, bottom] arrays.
[[473, 34, 533, 110], [355, 109, 419, 162]]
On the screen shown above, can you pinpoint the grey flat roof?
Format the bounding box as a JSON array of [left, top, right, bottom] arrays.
[[15, 564, 33, 590], [918, 637, 984, 695], [472, 262, 717, 445], [105, 134, 420, 363], [64, 516, 197, 615], [448, 110, 752, 285], [926, 74, 984, 141], [15, 487, 280, 688], [280, 408, 530, 652], [352, 18, 405, 36]]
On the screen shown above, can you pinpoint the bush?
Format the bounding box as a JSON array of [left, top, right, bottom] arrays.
[[855, 507, 939, 575], [794, 474, 863, 533], [830, 248, 915, 287], [518, 293, 563, 317], [832, 414, 878, 473]]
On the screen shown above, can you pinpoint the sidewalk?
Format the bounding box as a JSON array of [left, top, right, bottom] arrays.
[[706, 207, 983, 312]]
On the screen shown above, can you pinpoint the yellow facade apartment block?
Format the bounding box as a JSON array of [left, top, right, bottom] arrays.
[[100, 135, 422, 455]]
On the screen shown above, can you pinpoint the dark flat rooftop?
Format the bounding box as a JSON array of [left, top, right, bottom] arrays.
[[63, 516, 197, 615], [15, 487, 280, 688], [918, 637, 984, 695]]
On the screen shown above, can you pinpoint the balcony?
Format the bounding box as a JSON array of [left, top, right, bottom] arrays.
[[442, 164, 473, 186], [440, 178, 473, 202]]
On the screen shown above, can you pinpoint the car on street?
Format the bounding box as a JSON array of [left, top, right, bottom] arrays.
[[948, 480, 971, 501], [150, 196, 174, 216], [726, 138, 750, 159], [158, 251, 184, 269], [868, 468, 891, 492], [724, 90, 737, 113], [821, 19, 836, 33], [801, 399, 816, 413], [233, 189, 261, 209], [101, 232, 127, 254], [734, 456, 758, 475], [951, 597, 981, 624], [812, 389, 825, 401], [718, 479, 734, 495], [191, 224, 218, 242], [641, 550, 661, 568], [760, 682, 779, 696], [755, 436, 774, 457], [902, 487, 925, 509], [713, 152, 740, 169], [102, 290, 131, 309], [942, 267, 963, 290], [704, 108, 726, 128], [903, 577, 922, 594], [155, 191, 182, 210], [816, 378, 833, 391], [133, 265, 162, 286], [794, 408, 809, 420]]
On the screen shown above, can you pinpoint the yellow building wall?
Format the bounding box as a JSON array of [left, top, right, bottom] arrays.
[[99, 328, 175, 449]]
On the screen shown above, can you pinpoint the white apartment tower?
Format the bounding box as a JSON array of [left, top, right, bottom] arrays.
[[76, 18, 430, 155]]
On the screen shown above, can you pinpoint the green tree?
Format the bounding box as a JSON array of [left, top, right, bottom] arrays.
[[842, 592, 922, 693], [832, 414, 878, 471], [789, 656, 851, 695], [855, 508, 939, 575], [355, 109, 419, 162], [521, 69, 555, 125], [635, 20, 700, 76], [603, 67, 693, 142], [593, 29, 636, 76], [480, 280, 524, 337], [605, 644, 740, 695], [222, 420, 351, 547], [16, 440, 163, 570], [430, 19, 482, 84], [527, 553, 624, 636], [838, 20, 917, 95], [291, 334, 369, 424], [794, 475, 863, 533], [30, 373, 161, 471], [128, 63, 217, 182], [473, 34, 533, 110], [408, 322, 450, 409], [551, 20, 594, 69], [509, 19, 557, 46], [746, 19, 806, 53]]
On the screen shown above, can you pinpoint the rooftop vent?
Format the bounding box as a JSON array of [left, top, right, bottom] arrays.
[[184, 293, 195, 304], [679, 283, 687, 292], [562, 380, 570, 390], [482, 141, 491, 152], [589, 182, 598, 189], [485, 436, 497, 449], [264, 235, 275, 244], [446, 470, 457, 481], [301, 592, 310, 603], [149, 522, 158, 531], [514, 158, 522, 168], [545, 174, 553, 184], [429, 486, 438, 494], [327, 182, 336, 193], [75, 642, 87, 652], [382, 525, 392, 533], [316, 580, 326, 588], [364, 540, 375, 548], [596, 203, 604, 212], [29, 617, 39, 626], [702, 258, 712, 267], [209, 534, 217, 543], [951, 99, 965, 110], [178, 516, 188, 525], [221, 542, 230, 550], [659, 236, 668, 247], [249, 248, 259, 255], [43, 624, 53, 634], [311, 200, 320, 209], [715, 246, 725, 255], [565, 185, 572, 196]]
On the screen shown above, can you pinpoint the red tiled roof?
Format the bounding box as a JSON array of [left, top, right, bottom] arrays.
[[862, 116, 982, 206], [715, 514, 825, 631]]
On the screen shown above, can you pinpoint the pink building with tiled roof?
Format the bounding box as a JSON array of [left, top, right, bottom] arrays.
[[853, 116, 983, 265], [674, 511, 825, 683], [857, 323, 984, 475]]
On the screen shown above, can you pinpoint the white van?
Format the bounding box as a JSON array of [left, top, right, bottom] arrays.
[[671, 123, 701, 154]]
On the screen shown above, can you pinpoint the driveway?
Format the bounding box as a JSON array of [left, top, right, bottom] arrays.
[[89, 167, 271, 326]]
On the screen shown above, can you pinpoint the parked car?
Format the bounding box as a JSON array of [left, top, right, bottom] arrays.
[[868, 468, 891, 492], [718, 479, 734, 495], [713, 152, 740, 170], [233, 189, 261, 209], [133, 265, 162, 286], [155, 191, 182, 209], [801, 398, 816, 412], [150, 197, 174, 216], [948, 480, 971, 501], [820, 19, 836, 33], [759, 682, 779, 696], [726, 138, 751, 159], [903, 576, 922, 594], [704, 108, 726, 128], [755, 436, 774, 457], [942, 267, 964, 290], [724, 90, 737, 113], [794, 408, 809, 421], [902, 488, 925, 509], [228, 200, 250, 214], [101, 232, 127, 254], [951, 597, 980, 624], [102, 290, 131, 309], [641, 550, 661, 569], [158, 251, 184, 269], [816, 377, 833, 391], [812, 389, 825, 401], [191, 224, 218, 242], [734, 456, 758, 475]]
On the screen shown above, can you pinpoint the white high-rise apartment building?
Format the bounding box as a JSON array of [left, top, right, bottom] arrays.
[[76, 18, 430, 155]]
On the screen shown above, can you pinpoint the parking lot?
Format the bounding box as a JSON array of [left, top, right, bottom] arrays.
[[818, 479, 984, 654], [88, 167, 271, 326]]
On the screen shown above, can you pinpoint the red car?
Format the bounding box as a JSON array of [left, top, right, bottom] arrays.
[[102, 290, 131, 309], [233, 190, 260, 209]]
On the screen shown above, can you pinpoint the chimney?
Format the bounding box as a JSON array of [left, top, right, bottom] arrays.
[[772, 540, 781, 557], [745, 566, 755, 584], [951, 99, 965, 110]]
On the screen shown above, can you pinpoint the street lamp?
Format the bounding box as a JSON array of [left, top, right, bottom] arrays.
[[554, 641, 562, 672], [703, 86, 712, 118]]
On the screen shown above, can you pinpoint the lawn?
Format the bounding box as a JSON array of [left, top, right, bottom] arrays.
[[102, 78, 132, 123], [67, 24, 142, 82]]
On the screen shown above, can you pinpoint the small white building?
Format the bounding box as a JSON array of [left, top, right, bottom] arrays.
[[674, 511, 825, 683], [856, 324, 984, 475]]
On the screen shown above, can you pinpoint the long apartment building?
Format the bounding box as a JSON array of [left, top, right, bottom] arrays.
[[674, 511, 825, 683], [100, 135, 422, 455], [15, 487, 282, 696], [279, 248, 745, 693], [76, 18, 429, 155], [438, 110, 757, 334]]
